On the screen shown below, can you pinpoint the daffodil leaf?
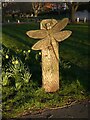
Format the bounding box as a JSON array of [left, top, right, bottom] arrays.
[[26, 29, 47, 39], [53, 30, 72, 42], [32, 36, 50, 50], [3, 78, 8, 86], [51, 18, 69, 34]]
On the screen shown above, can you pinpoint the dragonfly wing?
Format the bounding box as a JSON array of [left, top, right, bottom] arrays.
[[26, 29, 47, 39], [32, 36, 50, 50], [53, 31, 72, 42], [51, 18, 69, 34]]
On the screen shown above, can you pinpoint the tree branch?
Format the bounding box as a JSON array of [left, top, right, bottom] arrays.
[[75, 3, 79, 12]]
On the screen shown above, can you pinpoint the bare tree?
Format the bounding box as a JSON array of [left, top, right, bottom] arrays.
[[70, 2, 79, 22], [66, 2, 87, 22], [32, 2, 42, 17], [65, 2, 79, 22]]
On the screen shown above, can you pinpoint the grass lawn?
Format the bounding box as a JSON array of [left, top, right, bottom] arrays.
[[2, 21, 90, 118]]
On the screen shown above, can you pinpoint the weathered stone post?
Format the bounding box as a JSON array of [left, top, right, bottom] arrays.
[[40, 19, 59, 92], [26, 18, 72, 92]]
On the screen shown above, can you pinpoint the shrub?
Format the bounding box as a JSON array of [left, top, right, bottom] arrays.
[[2, 46, 33, 111]]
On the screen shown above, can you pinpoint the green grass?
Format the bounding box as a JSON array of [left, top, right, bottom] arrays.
[[2, 22, 90, 118]]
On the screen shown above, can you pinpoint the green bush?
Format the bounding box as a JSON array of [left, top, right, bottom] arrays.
[[2, 47, 34, 113]]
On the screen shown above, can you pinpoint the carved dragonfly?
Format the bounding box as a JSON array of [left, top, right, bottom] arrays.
[[26, 18, 72, 60]]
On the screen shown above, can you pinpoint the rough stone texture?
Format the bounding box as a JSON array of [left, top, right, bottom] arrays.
[[40, 19, 59, 92], [26, 18, 72, 92], [41, 39, 59, 92]]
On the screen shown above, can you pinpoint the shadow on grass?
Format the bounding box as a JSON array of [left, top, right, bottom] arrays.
[[60, 61, 90, 92], [2, 30, 33, 48]]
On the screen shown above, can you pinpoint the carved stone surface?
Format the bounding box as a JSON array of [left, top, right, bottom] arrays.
[[26, 18, 72, 92]]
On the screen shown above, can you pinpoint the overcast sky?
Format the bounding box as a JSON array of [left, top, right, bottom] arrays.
[[1, 0, 90, 2]]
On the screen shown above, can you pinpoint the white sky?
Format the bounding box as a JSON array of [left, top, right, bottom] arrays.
[[1, 0, 90, 2]]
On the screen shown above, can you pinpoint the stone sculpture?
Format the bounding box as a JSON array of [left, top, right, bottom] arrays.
[[26, 18, 72, 92]]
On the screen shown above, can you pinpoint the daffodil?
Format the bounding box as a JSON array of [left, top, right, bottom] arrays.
[[15, 60, 19, 64], [12, 61, 15, 64], [5, 55, 9, 59], [23, 51, 26, 53], [28, 50, 31, 53], [39, 52, 41, 55]]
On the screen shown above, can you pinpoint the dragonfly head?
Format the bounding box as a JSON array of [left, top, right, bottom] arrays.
[[44, 22, 52, 30], [41, 19, 57, 31]]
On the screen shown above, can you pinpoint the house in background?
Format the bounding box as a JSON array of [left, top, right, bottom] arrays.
[[75, 2, 90, 21], [75, 10, 90, 20]]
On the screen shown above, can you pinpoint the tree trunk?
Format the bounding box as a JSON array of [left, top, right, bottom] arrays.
[[32, 3, 42, 17], [71, 6, 76, 22], [34, 10, 38, 17], [71, 3, 79, 23], [40, 22, 59, 92]]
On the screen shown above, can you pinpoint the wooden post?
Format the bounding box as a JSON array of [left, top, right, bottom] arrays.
[[40, 20, 59, 92]]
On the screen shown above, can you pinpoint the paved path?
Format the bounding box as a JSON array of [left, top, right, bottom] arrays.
[[21, 100, 90, 119]]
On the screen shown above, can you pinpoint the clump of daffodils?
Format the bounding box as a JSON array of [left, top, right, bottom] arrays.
[[12, 60, 19, 65]]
